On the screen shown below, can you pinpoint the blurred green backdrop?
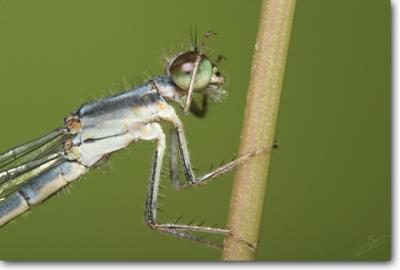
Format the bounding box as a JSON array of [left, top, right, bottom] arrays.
[[0, 0, 390, 261]]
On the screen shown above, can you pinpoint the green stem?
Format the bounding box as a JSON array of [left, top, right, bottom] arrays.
[[222, 0, 296, 261]]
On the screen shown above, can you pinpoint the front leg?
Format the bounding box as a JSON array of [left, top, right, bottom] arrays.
[[168, 128, 181, 190], [168, 118, 277, 189]]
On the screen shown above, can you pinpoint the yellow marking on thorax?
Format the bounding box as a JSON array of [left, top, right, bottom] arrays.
[[158, 102, 166, 110], [65, 114, 82, 134]]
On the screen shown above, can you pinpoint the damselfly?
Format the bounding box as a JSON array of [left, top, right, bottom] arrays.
[[0, 32, 274, 249]]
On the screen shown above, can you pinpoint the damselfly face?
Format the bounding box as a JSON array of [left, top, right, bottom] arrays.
[[167, 47, 225, 113], [168, 51, 224, 91]]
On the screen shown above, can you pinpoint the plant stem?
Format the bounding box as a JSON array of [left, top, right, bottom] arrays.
[[222, 0, 296, 261]]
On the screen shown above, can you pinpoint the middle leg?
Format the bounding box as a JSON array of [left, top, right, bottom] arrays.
[[143, 123, 227, 249]]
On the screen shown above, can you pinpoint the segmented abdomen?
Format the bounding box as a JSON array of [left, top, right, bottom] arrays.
[[0, 161, 86, 227]]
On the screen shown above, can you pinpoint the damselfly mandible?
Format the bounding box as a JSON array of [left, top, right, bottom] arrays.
[[0, 32, 274, 249]]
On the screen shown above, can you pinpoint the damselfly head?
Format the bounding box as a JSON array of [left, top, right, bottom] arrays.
[[167, 51, 224, 92], [166, 31, 225, 113]]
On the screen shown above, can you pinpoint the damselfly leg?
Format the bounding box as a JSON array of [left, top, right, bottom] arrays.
[[169, 95, 208, 189], [145, 113, 277, 249]]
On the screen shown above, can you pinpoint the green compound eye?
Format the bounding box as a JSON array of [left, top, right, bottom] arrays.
[[168, 51, 213, 91]]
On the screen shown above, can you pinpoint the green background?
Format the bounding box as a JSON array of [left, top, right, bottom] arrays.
[[0, 0, 390, 261]]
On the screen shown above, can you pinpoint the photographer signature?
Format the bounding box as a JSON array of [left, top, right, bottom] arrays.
[[352, 234, 387, 257]]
